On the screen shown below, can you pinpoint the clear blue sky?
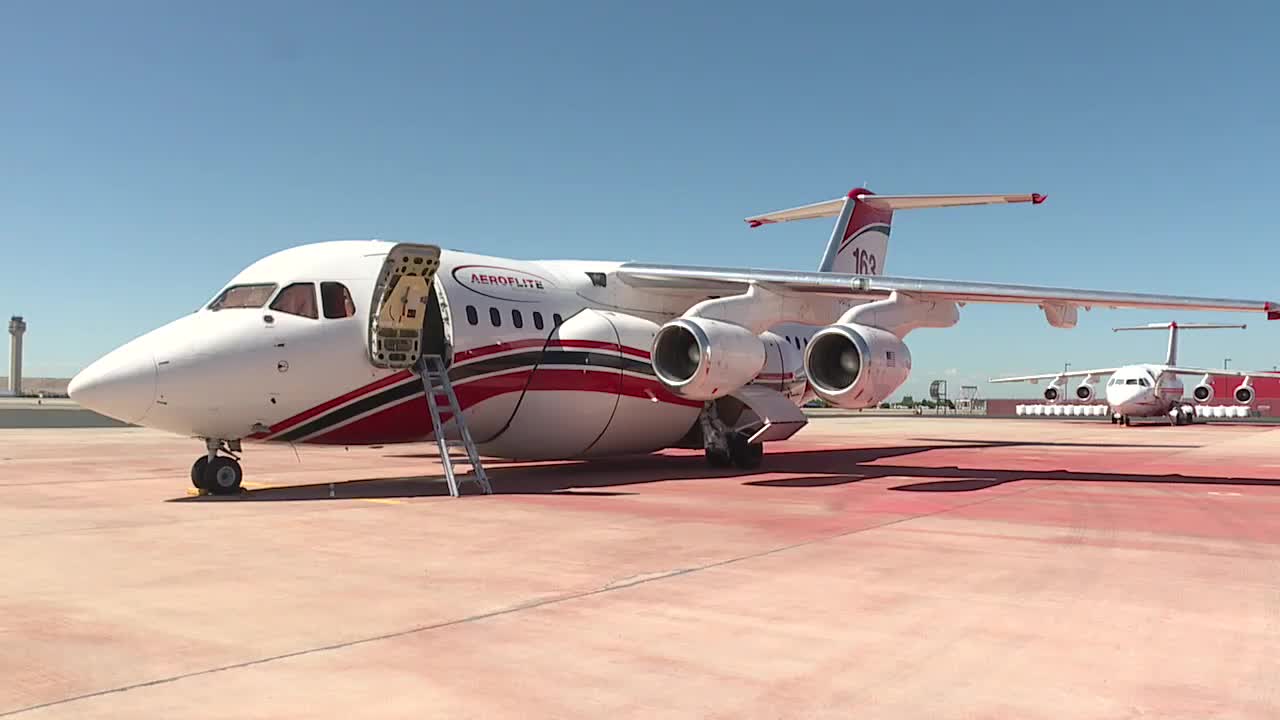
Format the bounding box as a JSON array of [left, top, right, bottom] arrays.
[[2, 1, 1277, 398]]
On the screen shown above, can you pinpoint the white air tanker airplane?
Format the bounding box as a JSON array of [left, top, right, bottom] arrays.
[[69, 187, 1280, 494], [992, 322, 1280, 425]]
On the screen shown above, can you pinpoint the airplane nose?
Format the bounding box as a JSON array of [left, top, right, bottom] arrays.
[[69, 340, 157, 424]]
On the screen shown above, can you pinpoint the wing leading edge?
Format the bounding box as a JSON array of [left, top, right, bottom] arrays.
[[990, 369, 1121, 384], [1164, 367, 1280, 379], [615, 263, 1280, 317]]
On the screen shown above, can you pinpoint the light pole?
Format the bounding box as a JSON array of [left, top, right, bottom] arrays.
[[1224, 358, 1232, 370]]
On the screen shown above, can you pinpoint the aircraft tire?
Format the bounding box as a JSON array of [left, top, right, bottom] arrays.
[[191, 457, 210, 489], [728, 434, 763, 470], [204, 457, 243, 495], [705, 447, 732, 468]]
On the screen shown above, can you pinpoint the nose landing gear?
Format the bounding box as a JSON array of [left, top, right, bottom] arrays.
[[192, 439, 244, 495]]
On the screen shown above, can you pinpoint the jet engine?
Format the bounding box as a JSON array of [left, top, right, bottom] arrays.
[[1192, 383, 1214, 403], [804, 323, 911, 409], [1234, 383, 1255, 404], [1074, 383, 1095, 402], [651, 317, 765, 400], [1043, 386, 1060, 401]]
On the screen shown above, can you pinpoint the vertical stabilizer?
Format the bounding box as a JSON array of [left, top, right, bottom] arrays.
[[818, 188, 892, 275]]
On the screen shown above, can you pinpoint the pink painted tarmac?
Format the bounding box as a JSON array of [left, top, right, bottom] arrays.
[[3, 416, 1280, 718]]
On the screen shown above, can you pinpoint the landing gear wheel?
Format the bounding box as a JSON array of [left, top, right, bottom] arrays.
[[705, 447, 732, 468], [204, 456, 243, 495], [191, 457, 210, 489], [1122, 416, 1131, 427], [727, 434, 764, 470], [1110, 415, 1118, 425]]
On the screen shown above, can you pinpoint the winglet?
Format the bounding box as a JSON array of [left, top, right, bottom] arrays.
[[1031, 193, 1047, 205]]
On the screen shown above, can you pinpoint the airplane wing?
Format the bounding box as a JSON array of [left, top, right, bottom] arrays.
[[614, 263, 1280, 318], [989, 369, 1120, 384], [1163, 367, 1280, 379]]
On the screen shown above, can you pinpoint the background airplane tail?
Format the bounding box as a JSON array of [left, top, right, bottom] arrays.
[[1113, 322, 1246, 366], [744, 188, 1045, 275]]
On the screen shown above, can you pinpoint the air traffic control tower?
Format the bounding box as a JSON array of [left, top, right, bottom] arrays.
[[9, 316, 26, 396]]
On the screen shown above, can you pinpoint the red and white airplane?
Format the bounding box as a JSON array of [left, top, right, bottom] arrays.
[[991, 322, 1280, 425], [69, 187, 1279, 493]]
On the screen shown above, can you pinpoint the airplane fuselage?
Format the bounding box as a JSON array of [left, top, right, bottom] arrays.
[[1103, 364, 1186, 418], [73, 241, 821, 460]]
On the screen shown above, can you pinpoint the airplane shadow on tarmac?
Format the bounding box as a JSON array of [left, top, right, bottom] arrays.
[[168, 438, 1280, 502]]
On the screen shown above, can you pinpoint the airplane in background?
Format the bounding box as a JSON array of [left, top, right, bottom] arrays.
[[991, 322, 1280, 426], [68, 186, 1280, 494]]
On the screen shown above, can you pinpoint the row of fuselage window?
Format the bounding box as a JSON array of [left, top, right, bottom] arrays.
[[465, 305, 563, 331], [463, 304, 808, 351]]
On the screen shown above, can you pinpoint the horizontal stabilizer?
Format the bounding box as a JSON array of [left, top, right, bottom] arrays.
[[1114, 322, 1246, 332], [745, 192, 1045, 227]]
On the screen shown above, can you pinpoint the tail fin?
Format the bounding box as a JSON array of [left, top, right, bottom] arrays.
[[745, 189, 1045, 275], [1113, 322, 1246, 366]]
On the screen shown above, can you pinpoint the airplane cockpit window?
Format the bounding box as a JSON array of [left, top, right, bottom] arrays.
[[1139, 378, 1151, 387], [1126, 378, 1139, 385], [208, 284, 277, 311], [270, 283, 318, 319], [320, 282, 356, 319]]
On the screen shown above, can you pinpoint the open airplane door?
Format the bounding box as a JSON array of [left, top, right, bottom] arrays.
[[367, 244, 443, 369]]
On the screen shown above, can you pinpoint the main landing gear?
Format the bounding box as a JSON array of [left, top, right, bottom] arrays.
[[700, 402, 764, 470], [192, 438, 244, 495], [705, 432, 765, 470]]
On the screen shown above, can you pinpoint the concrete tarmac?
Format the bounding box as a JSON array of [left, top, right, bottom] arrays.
[[4, 418, 1280, 718]]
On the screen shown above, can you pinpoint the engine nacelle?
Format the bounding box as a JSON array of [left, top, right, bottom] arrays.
[[1192, 383, 1214, 403], [1074, 383, 1095, 402], [1043, 385, 1062, 402], [804, 323, 911, 409], [1234, 383, 1255, 404], [651, 318, 765, 401]]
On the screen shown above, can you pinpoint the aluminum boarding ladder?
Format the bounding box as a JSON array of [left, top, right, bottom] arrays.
[[417, 355, 492, 497]]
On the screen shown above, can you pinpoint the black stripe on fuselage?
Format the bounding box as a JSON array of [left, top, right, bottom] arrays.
[[273, 349, 654, 442], [276, 377, 423, 443]]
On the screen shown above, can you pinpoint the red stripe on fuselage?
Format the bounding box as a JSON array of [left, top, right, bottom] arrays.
[[453, 339, 651, 363], [249, 369, 414, 439], [305, 367, 697, 445], [256, 339, 654, 439]]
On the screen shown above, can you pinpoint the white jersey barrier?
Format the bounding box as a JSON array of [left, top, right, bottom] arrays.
[[1015, 404, 1253, 419], [1015, 404, 1109, 417], [1193, 405, 1251, 419]]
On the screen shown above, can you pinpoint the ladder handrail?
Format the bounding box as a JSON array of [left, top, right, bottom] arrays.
[[418, 355, 492, 497]]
